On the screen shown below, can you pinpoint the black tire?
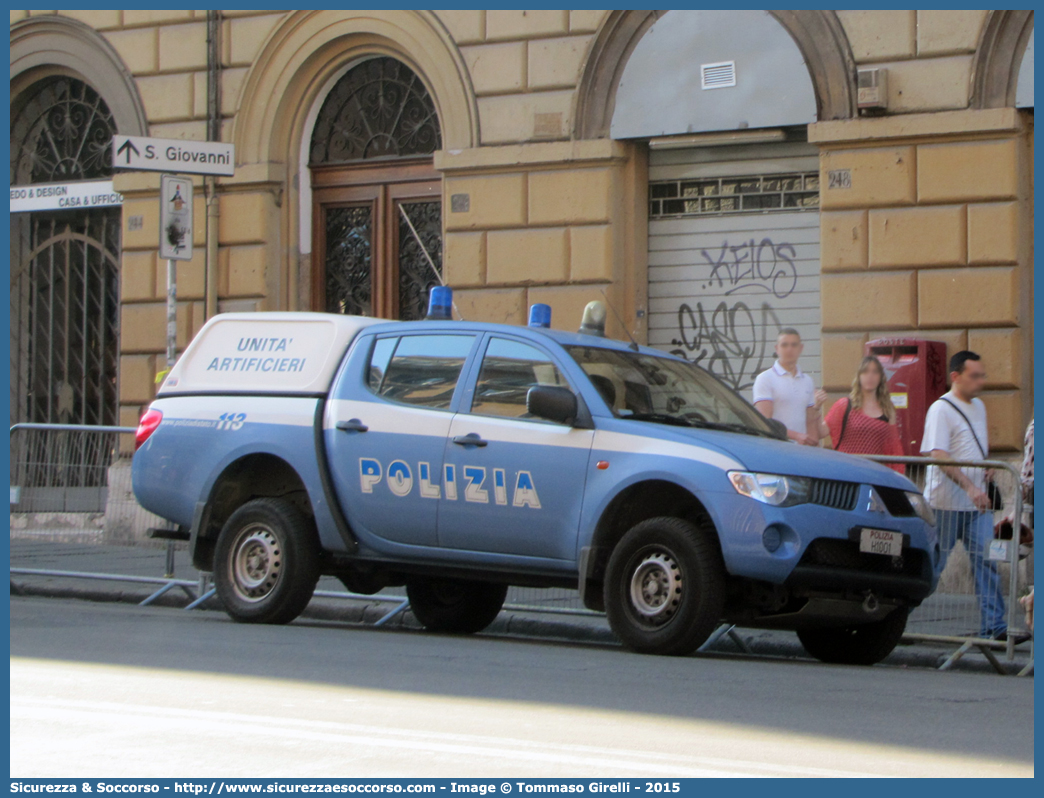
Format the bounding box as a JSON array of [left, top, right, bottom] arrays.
[[213, 498, 320, 624], [797, 607, 909, 666], [603, 516, 726, 656], [406, 578, 508, 634]]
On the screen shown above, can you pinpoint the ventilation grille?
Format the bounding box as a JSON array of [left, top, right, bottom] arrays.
[[701, 61, 736, 90], [808, 479, 860, 511]]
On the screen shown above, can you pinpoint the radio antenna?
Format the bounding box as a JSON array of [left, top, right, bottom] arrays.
[[599, 288, 640, 351]]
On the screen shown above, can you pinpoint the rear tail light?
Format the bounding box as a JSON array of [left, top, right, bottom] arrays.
[[135, 408, 163, 451]]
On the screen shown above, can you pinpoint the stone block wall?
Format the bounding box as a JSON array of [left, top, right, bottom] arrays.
[[438, 10, 608, 144], [837, 10, 987, 112], [814, 109, 1033, 450], [436, 139, 647, 339]]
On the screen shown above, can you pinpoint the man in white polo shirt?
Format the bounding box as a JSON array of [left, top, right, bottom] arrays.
[[921, 349, 1012, 641], [752, 328, 828, 446]]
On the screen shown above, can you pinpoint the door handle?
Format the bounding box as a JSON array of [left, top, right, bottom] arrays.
[[452, 433, 488, 447], [336, 418, 369, 433]]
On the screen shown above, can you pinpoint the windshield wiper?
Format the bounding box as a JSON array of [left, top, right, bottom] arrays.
[[680, 417, 780, 436], [685, 419, 778, 438], [623, 413, 775, 438], [622, 412, 693, 427]]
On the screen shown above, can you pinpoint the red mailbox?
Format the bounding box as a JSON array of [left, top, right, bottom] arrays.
[[865, 338, 947, 456]]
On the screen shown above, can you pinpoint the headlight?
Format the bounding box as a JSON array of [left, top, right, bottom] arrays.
[[905, 491, 936, 527], [729, 471, 810, 507]]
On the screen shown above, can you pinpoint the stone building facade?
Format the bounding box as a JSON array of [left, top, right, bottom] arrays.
[[9, 9, 1034, 451]]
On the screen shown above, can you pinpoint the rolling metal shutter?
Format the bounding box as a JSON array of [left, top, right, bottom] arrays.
[[647, 145, 821, 401]]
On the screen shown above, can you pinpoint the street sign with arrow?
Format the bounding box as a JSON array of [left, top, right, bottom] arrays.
[[111, 134, 235, 177]]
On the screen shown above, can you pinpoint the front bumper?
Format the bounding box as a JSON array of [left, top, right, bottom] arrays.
[[707, 482, 939, 602]]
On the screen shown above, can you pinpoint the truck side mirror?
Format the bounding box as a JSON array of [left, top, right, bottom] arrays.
[[527, 385, 578, 426]]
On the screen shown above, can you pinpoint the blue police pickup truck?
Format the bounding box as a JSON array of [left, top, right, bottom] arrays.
[[133, 293, 939, 665]]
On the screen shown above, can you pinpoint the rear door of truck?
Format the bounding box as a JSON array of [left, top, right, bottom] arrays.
[[324, 330, 480, 548]]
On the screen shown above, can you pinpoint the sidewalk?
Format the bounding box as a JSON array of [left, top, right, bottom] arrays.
[[9, 535, 1033, 675]]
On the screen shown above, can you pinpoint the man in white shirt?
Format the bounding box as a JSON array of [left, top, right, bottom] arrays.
[[753, 328, 829, 446], [921, 350, 1008, 640]]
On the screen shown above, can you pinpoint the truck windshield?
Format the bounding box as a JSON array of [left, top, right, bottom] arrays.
[[566, 346, 778, 438]]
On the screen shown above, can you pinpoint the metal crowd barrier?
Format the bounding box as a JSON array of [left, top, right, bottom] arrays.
[[9, 424, 1033, 672], [864, 454, 1032, 672], [9, 423, 131, 513]]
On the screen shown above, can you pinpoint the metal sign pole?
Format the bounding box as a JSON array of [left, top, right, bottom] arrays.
[[166, 259, 177, 369], [159, 174, 193, 371]]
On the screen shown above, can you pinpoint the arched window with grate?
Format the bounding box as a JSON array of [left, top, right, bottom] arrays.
[[10, 76, 120, 428], [10, 76, 122, 513], [309, 57, 444, 321]]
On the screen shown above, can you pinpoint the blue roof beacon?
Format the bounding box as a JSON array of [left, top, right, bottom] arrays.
[[528, 303, 552, 328], [425, 285, 453, 320]]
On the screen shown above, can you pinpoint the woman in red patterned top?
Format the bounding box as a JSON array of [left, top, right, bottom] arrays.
[[825, 356, 904, 472]]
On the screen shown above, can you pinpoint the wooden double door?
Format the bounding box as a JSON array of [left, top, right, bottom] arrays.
[[312, 159, 442, 321]]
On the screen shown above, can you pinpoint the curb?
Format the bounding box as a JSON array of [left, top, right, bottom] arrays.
[[9, 578, 614, 642], [10, 579, 1031, 675]]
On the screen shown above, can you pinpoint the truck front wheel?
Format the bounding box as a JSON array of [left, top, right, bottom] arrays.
[[406, 578, 508, 634], [797, 607, 909, 666], [213, 498, 320, 624], [604, 516, 726, 656]]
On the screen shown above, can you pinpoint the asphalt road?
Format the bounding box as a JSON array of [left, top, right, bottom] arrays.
[[10, 596, 1034, 778]]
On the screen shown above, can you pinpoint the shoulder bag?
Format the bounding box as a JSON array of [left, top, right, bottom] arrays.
[[837, 398, 853, 448], [940, 397, 1003, 511]]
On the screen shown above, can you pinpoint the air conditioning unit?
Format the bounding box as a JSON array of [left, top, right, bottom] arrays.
[[857, 67, 888, 110]]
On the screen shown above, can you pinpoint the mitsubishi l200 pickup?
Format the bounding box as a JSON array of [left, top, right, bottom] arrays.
[[133, 294, 939, 664]]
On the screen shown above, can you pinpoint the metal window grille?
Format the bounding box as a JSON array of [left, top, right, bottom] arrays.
[[324, 206, 374, 316], [11, 76, 115, 183], [10, 77, 120, 430], [397, 201, 442, 321], [309, 57, 442, 164], [649, 172, 820, 218], [10, 77, 121, 509]]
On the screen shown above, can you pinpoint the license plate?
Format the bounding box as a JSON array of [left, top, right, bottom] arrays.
[[860, 528, 903, 557]]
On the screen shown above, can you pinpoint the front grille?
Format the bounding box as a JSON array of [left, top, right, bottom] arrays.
[[875, 485, 916, 517], [800, 538, 925, 577], [807, 479, 859, 511]]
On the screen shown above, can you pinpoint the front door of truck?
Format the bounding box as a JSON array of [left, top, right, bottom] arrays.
[[438, 335, 594, 561]]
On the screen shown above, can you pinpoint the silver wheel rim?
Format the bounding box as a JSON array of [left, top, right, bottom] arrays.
[[629, 551, 683, 624], [229, 524, 282, 603]]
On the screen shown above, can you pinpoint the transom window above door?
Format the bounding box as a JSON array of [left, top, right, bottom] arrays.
[[310, 56, 441, 163]]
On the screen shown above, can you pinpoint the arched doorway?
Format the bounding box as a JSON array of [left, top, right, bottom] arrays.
[[10, 75, 120, 427], [601, 10, 831, 396], [310, 57, 443, 320]]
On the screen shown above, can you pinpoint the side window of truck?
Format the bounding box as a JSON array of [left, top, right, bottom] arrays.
[[470, 337, 572, 419], [367, 334, 476, 409]]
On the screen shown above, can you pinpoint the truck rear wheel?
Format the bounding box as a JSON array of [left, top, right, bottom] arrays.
[[406, 578, 508, 634], [797, 607, 909, 666], [604, 516, 726, 656], [213, 498, 320, 624]]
